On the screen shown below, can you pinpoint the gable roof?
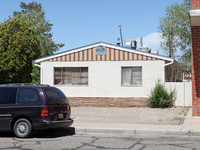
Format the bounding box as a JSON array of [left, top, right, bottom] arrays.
[[33, 42, 173, 64]]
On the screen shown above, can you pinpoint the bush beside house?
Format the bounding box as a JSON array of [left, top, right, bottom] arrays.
[[149, 80, 174, 108]]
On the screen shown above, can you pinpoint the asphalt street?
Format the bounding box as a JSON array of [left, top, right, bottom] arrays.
[[0, 128, 200, 150]]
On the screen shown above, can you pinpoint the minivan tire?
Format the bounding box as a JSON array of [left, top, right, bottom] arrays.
[[13, 118, 32, 138]]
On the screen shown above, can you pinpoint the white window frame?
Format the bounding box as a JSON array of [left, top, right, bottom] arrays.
[[121, 66, 142, 87]]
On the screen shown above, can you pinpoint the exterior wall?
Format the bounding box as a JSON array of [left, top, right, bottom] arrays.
[[68, 97, 149, 107], [46, 47, 161, 62], [165, 82, 192, 107], [191, 0, 200, 116], [191, 0, 200, 9], [192, 26, 200, 115], [41, 61, 165, 100]]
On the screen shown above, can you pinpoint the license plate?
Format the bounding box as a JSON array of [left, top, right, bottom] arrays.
[[58, 114, 64, 119]]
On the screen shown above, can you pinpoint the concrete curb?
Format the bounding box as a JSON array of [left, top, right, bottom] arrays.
[[75, 127, 200, 138]]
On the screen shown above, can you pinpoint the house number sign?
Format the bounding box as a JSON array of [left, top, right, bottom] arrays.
[[96, 46, 106, 55]]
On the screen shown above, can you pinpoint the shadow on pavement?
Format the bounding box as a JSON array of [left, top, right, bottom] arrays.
[[0, 127, 76, 138], [32, 127, 76, 138], [0, 131, 15, 137]]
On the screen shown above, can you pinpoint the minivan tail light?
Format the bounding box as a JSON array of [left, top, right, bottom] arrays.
[[41, 107, 48, 117]]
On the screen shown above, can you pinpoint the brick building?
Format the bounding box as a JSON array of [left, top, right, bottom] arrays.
[[191, 0, 200, 115]]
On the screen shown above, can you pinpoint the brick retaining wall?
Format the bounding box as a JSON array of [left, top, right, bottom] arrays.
[[191, 0, 200, 9], [68, 97, 149, 107]]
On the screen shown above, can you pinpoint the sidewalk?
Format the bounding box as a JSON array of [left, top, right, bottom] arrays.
[[71, 107, 200, 137]]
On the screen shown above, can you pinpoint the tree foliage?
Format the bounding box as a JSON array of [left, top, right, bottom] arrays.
[[159, 0, 191, 61], [10, 2, 65, 83], [12, 2, 64, 57], [0, 18, 41, 83]]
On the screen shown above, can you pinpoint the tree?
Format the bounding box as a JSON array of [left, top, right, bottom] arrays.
[[12, 2, 64, 57], [11, 2, 65, 83], [159, 0, 191, 62], [0, 18, 41, 83]]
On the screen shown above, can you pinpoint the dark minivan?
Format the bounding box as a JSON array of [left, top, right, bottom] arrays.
[[0, 83, 73, 138]]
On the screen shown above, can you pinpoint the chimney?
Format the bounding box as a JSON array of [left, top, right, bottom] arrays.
[[139, 37, 151, 53], [116, 38, 120, 46]]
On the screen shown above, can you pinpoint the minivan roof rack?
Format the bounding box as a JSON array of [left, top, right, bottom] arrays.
[[0, 83, 50, 87]]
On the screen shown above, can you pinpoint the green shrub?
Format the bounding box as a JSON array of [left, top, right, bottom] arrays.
[[149, 80, 174, 108]]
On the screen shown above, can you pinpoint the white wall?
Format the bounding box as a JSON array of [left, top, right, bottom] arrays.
[[165, 82, 192, 106], [41, 61, 165, 98]]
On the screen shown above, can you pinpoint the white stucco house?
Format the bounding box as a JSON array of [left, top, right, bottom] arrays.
[[33, 42, 190, 107]]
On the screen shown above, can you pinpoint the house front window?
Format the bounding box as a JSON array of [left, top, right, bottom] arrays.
[[121, 67, 142, 86], [54, 67, 88, 86]]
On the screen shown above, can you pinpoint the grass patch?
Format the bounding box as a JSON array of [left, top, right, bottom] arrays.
[[173, 107, 189, 125]]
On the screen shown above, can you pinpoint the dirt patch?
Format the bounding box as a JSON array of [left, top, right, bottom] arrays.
[[71, 107, 189, 125]]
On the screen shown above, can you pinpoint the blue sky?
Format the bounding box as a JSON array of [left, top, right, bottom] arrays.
[[0, 0, 183, 55]]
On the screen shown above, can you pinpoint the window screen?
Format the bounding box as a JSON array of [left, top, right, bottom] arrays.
[[54, 67, 88, 85], [0, 88, 17, 104], [122, 67, 142, 86]]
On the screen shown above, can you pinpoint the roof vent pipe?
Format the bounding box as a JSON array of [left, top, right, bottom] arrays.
[[118, 24, 123, 47], [140, 38, 143, 47]]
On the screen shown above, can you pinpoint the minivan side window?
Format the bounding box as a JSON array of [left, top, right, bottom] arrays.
[[17, 88, 40, 104], [0, 88, 17, 104]]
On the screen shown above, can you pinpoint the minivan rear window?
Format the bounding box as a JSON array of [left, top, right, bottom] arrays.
[[44, 87, 67, 104], [0, 88, 17, 104]]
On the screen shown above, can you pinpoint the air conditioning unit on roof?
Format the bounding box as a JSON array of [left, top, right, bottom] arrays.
[[124, 40, 137, 50]]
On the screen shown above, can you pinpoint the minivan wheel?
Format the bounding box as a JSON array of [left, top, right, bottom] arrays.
[[13, 118, 32, 138]]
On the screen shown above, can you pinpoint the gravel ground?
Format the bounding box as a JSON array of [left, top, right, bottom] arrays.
[[71, 107, 189, 125]]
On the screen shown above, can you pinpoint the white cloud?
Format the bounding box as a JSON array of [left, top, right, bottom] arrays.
[[136, 32, 162, 54]]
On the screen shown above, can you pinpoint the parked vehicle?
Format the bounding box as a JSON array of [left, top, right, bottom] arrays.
[[0, 83, 73, 138]]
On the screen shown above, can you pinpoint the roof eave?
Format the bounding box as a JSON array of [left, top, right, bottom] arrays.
[[33, 42, 173, 64], [190, 9, 200, 26]]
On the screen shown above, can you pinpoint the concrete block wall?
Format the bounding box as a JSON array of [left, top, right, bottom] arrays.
[[165, 82, 192, 107]]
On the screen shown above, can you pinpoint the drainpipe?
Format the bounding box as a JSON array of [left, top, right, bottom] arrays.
[[33, 63, 41, 68], [164, 59, 174, 67], [32, 61, 43, 84], [163, 59, 174, 85]]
